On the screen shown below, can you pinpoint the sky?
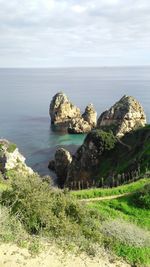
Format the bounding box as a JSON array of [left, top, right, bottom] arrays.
[[0, 0, 150, 67]]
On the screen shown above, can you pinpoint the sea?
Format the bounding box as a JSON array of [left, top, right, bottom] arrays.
[[0, 67, 150, 176]]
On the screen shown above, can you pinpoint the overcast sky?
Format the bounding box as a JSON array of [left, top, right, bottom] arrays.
[[0, 0, 150, 67]]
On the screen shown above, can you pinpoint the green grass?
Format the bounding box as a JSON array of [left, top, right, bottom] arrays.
[[71, 178, 149, 199], [87, 189, 150, 266], [88, 193, 150, 230], [7, 143, 17, 153], [112, 242, 150, 266]]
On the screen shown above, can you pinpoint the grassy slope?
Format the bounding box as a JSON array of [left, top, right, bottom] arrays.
[[88, 194, 150, 230], [72, 178, 149, 199], [87, 192, 150, 266]]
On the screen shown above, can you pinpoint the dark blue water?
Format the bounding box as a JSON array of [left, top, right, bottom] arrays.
[[0, 67, 150, 175]]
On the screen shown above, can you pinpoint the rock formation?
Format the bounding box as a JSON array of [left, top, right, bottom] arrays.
[[49, 95, 148, 189], [48, 148, 72, 187], [97, 95, 146, 137], [49, 92, 97, 133], [65, 130, 116, 188], [49, 92, 81, 125], [82, 104, 97, 127], [0, 139, 33, 176], [64, 125, 150, 189], [68, 118, 92, 134]]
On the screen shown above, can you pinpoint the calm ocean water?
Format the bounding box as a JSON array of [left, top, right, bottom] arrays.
[[0, 67, 150, 175]]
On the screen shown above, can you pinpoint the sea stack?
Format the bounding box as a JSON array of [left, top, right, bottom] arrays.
[[49, 92, 81, 125], [49, 92, 97, 133]]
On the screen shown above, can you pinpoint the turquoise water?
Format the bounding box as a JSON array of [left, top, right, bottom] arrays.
[[0, 67, 150, 175]]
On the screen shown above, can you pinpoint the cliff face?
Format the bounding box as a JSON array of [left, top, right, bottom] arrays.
[[49, 92, 97, 133], [65, 126, 150, 189], [97, 95, 146, 137], [0, 139, 33, 176]]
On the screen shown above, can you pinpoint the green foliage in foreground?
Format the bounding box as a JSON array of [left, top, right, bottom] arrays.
[[0, 172, 150, 265], [112, 242, 150, 266], [72, 178, 149, 199], [1, 173, 102, 255], [88, 190, 150, 266], [88, 192, 150, 230]]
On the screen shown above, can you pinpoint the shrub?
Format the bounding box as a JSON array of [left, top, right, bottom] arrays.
[[0, 205, 27, 243], [133, 183, 150, 209], [85, 130, 116, 152], [1, 173, 101, 249], [101, 219, 150, 247]]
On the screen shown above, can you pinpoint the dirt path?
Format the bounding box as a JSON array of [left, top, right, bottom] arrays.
[[79, 193, 130, 202], [0, 243, 130, 267]]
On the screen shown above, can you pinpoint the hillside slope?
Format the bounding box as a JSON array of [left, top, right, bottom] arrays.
[[66, 125, 150, 188]]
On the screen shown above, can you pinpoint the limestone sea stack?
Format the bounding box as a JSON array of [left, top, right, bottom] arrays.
[[49, 92, 97, 133], [49, 92, 81, 125], [97, 95, 146, 137], [82, 104, 97, 127]]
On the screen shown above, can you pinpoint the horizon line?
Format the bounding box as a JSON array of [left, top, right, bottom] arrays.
[[0, 65, 150, 69]]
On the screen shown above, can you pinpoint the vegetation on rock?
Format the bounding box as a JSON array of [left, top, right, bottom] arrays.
[[65, 125, 150, 189]]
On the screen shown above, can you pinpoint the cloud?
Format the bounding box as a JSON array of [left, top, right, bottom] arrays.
[[0, 0, 150, 67]]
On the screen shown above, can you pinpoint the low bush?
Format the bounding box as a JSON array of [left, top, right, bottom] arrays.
[[0, 205, 27, 243], [101, 219, 150, 247], [1, 173, 101, 252], [133, 183, 150, 209]]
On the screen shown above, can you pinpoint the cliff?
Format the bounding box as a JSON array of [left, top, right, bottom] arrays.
[[97, 95, 146, 137], [0, 139, 33, 177]]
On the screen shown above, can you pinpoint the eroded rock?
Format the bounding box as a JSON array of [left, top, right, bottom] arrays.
[[82, 104, 97, 127], [49, 92, 97, 133], [49, 92, 81, 125], [0, 139, 33, 175], [50, 148, 72, 187], [97, 95, 146, 137], [68, 118, 92, 134]]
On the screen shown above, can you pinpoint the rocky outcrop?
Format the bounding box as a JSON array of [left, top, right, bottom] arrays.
[[65, 130, 116, 188], [48, 95, 148, 189], [49, 92, 81, 125], [82, 104, 97, 127], [97, 95, 146, 137], [0, 139, 33, 176], [68, 118, 92, 134], [49, 92, 97, 133], [48, 148, 72, 187], [64, 125, 150, 189]]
